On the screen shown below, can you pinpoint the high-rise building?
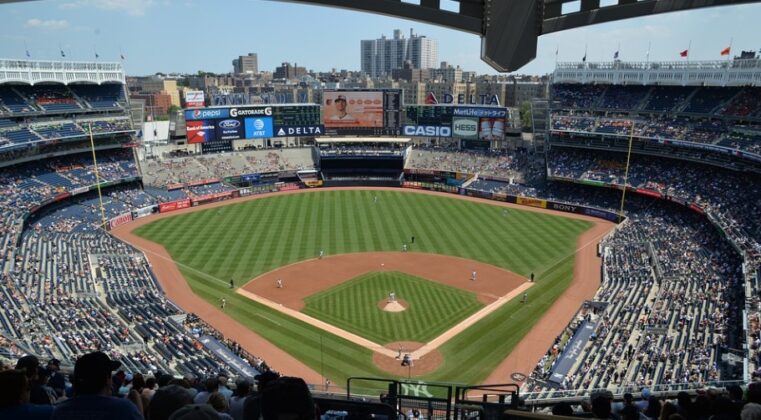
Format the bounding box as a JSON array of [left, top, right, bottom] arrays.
[[274, 62, 307, 80], [361, 29, 438, 78], [232, 53, 258, 74]]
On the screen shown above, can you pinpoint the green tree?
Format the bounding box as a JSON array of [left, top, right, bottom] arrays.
[[519, 101, 533, 132], [167, 105, 180, 115]]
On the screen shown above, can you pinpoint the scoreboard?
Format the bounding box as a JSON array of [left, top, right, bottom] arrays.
[[273, 105, 321, 127], [405, 106, 454, 126], [323, 89, 402, 136]]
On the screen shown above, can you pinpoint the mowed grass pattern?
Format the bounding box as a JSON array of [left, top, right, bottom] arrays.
[[134, 190, 594, 386], [302, 271, 483, 343]]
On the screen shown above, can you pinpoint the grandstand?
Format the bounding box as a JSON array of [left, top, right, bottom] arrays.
[[3, 55, 761, 419]]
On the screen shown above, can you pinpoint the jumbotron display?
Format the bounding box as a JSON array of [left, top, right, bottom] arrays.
[[322, 89, 402, 136], [183, 105, 323, 144]]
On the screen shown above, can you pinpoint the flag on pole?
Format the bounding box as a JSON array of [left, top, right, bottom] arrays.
[[614, 50, 619, 59], [120, 53, 125, 60], [679, 49, 688, 58], [25, 49, 30, 58], [582, 53, 586, 62], [721, 46, 731, 56]]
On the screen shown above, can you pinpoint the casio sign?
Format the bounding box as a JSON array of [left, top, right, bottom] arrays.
[[403, 125, 452, 137], [218, 119, 241, 129], [453, 119, 478, 136]]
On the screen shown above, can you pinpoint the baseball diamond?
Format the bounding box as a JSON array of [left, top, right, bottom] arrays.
[[119, 188, 610, 387]]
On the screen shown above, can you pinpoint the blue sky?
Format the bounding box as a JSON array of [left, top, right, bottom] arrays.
[[0, 0, 759, 76]]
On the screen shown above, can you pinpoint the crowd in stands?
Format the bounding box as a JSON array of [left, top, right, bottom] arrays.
[[0, 350, 314, 420], [140, 148, 316, 187], [550, 84, 761, 156], [407, 148, 530, 181]]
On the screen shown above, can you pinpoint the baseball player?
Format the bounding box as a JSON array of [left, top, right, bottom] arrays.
[[229, 278, 234, 289], [402, 244, 407, 252], [277, 279, 283, 289], [319, 249, 324, 259], [522, 292, 528, 303], [220, 298, 226, 310], [471, 271, 477, 281]]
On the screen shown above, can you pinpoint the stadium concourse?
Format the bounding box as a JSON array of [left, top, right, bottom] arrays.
[[0, 61, 761, 418]]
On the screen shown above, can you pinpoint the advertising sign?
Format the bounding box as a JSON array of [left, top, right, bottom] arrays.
[[109, 212, 133, 229], [244, 117, 274, 138], [452, 117, 479, 139], [159, 199, 192, 213], [479, 117, 506, 140], [185, 91, 205, 108], [453, 107, 507, 118], [184, 108, 229, 121], [405, 106, 453, 126], [230, 106, 273, 118], [186, 120, 215, 144], [274, 125, 324, 137], [516, 196, 547, 208], [323, 91, 384, 129], [402, 125, 452, 137], [215, 118, 244, 141]]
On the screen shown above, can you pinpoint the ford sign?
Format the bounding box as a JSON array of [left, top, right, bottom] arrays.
[[218, 119, 241, 129], [403, 125, 452, 137]]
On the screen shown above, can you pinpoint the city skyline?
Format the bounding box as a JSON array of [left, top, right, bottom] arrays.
[[0, 0, 759, 76]]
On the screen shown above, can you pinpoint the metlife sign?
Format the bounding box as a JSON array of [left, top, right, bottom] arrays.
[[274, 125, 324, 137], [230, 107, 273, 118], [452, 118, 479, 139], [453, 107, 507, 118], [244, 117, 274, 138], [402, 125, 452, 137], [184, 108, 230, 121]]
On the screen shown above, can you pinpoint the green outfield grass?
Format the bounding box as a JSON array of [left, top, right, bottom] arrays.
[[302, 271, 484, 344], [133, 190, 594, 387]]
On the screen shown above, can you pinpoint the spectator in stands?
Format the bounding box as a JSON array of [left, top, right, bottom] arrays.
[[0, 369, 54, 420], [147, 385, 193, 420], [141, 377, 157, 401], [229, 379, 250, 420], [217, 375, 233, 401], [207, 392, 233, 419], [742, 403, 761, 420], [260, 376, 316, 420], [243, 370, 279, 420], [590, 390, 614, 419], [551, 401, 574, 416], [193, 377, 219, 404], [16, 355, 52, 405], [51, 351, 142, 420], [166, 404, 219, 420], [46, 359, 65, 398], [643, 396, 662, 419]]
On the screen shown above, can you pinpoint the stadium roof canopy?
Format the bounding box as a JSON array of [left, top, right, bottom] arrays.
[[316, 137, 411, 144]]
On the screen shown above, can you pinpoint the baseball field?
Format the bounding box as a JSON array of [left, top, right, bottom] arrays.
[[119, 189, 608, 388]]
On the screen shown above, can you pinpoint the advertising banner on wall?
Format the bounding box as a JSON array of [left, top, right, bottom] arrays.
[[244, 117, 274, 138], [452, 117, 479, 140], [479, 117, 506, 141], [109, 212, 133, 229], [186, 120, 215, 144], [215, 118, 244, 141], [185, 91, 205, 108]]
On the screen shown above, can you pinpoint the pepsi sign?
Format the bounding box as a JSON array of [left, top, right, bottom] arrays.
[[184, 108, 230, 120], [244, 117, 274, 138], [402, 125, 452, 137]]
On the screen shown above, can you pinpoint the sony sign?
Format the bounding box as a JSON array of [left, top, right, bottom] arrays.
[[403, 125, 452, 137], [230, 107, 273, 117]]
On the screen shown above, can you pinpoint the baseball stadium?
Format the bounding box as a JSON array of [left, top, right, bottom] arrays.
[[1, 0, 761, 419]]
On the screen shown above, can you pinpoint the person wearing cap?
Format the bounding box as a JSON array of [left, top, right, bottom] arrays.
[[47, 359, 65, 398], [148, 385, 193, 420], [329, 95, 355, 121], [0, 369, 54, 420], [51, 351, 142, 420]]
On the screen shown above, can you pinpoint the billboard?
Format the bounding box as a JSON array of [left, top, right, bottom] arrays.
[[215, 118, 244, 141], [244, 117, 274, 138], [186, 120, 215, 144], [185, 90, 205, 108], [402, 125, 452, 137], [185, 108, 229, 121], [323, 90, 401, 136], [479, 118, 506, 141], [452, 117, 479, 139]]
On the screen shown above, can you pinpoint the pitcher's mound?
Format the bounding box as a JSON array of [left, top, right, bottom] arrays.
[[378, 299, 409, 312]]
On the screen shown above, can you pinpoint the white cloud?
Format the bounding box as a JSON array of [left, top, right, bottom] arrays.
[[24, 19, 70, 30], [60, 0, 157, 16]]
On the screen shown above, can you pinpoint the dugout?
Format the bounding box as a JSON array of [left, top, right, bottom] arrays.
[[316, 138, 411, 187]]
